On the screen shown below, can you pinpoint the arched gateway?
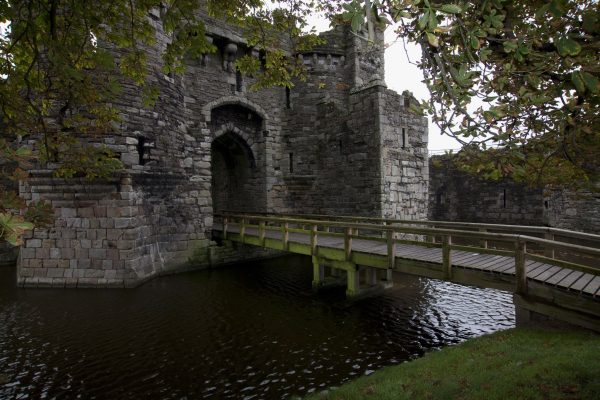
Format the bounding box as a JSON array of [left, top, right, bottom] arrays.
[[209, 102, 267, 214]]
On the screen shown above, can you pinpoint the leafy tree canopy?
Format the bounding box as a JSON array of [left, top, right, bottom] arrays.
[[1, 0, 599, 243], [347, 0, 599, 189]]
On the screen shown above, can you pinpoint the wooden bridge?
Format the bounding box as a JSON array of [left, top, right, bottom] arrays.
[[212, 212, 600, 331]]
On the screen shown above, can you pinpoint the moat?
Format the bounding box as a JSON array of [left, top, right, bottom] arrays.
[[1, 255, 514, 399]]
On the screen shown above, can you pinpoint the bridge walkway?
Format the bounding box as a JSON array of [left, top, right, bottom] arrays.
[[215, 223, 600, 298], [212, 213, 600, 331]]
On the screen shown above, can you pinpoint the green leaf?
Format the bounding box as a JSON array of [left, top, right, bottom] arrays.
[[556, 37, 582, 57], [549, 0, 568, 17], [428, 10, 438, 30], [503, 41, 518, 53], [571, 71, 586, 94], [440, 4, 462, 14], [15, 147, 32, 157], [351, 14, 362, 32], [426, 32, 439, 47], [6, 233, 19, 247], [418, 10, 430, 30], [581, 72, 600, 94]]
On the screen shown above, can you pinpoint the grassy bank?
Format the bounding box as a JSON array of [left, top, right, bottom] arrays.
[[307, 328, 600, 400]]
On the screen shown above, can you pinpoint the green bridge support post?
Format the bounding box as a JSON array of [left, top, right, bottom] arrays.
[[312, 256, 325, 289], [346, 264, 360, 297]]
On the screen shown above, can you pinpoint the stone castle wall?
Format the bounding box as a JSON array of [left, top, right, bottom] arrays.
[[544, 188, 600, 234], [428, 156, 599, 235], [428, 156, 544, 225], [16, 13, 428, 287]]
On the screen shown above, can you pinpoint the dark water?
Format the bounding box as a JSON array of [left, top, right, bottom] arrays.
[[0, 255, 515, 399]]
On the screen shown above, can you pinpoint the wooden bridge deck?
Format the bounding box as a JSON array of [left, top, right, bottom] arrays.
[[214, 223, 600, 298], [212, 213, 600, 331]]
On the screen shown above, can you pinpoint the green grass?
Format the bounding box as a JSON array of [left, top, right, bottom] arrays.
[[306, 328, 600, 400]]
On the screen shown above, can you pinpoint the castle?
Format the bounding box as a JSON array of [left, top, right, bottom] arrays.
[[16, 11, 428, 287]]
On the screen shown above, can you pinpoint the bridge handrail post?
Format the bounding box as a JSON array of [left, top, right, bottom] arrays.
[[223, 217, 228, 240], [344, 227, 353, 261], [387, 230, 396, 270], [282, 222, 289, 251], [544, 232, 555, 259], [259, 221, 266, 247], [515, 239, 527, 294], [428, 225, 436, 244], [240, 218, 246, 243], [479, 228, 488, 249], [443, 235, 452, 279], [310, 224, 318, 256]]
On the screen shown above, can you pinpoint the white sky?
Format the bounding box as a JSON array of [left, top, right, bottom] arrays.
[[384, 31, 463, 152]]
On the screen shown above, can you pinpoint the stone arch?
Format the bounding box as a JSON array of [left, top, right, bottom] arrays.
[[202, 96, 268, 130], [212, 127, 256, 168], [210, 128, 265, 213]]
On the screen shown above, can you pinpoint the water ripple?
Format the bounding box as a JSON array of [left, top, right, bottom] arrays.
[[0, 255, 514, 399]]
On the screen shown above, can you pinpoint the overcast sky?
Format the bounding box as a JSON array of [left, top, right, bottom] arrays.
[[383, 31, 463, 152]]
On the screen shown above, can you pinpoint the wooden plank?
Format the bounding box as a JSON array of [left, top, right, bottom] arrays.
[[458, 254, 500, 269], [452, 250, 486, 263], [582, 276, 600, 296], [450, 244, 513, 257], [490, 258, 516, 274], [528, 254, 600, 276], [453, 252, 488, 266], [569, 273, 596, 293], [525, 262, 551, 278], [544, 268, 576, 286], [398, 248, 441, 263], [531, 265, 562, 283], [399, 246, 441, 259], [476, 255, 508, 271], [555, 271, 585, 290]]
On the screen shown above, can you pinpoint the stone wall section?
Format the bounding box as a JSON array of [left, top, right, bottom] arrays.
[[428, 156, 544, 225], [544, 188, 600, 234], [379, 89, 428, 220]]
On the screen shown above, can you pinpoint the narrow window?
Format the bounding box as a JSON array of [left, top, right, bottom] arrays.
[[339, 139, 343, 155], [404, 96, 410, 108], [401, 127, 407, 149], [289, 152, 294, 173], [544, 200, 549, 209], [236, 70, 243, 92], [503, 188, 507, 208], [137, 137, 146, 165], [285, 87, 291, 109]]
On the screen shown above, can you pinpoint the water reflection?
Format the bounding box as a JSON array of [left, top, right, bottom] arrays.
[[0, 255, 514, 399]]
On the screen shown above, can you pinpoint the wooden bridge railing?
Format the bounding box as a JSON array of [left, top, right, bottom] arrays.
[[214, 212, 600, 296], [219, 210, 599, 244]]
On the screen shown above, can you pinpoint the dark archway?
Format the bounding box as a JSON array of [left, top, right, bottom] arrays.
[[211, 131, 260, 213]]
